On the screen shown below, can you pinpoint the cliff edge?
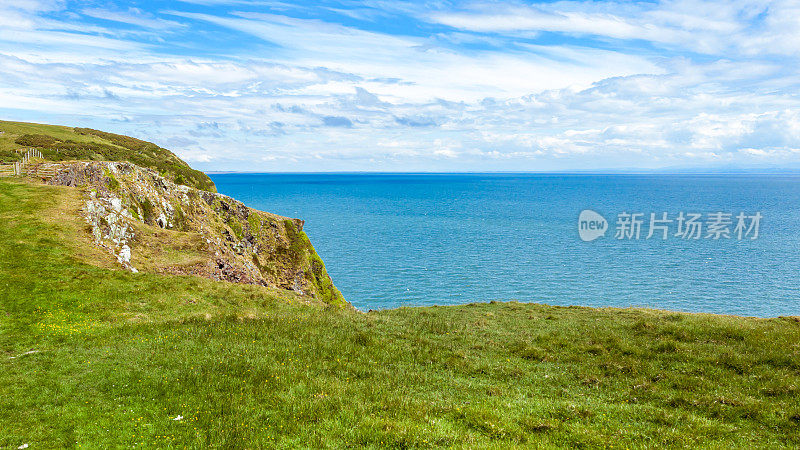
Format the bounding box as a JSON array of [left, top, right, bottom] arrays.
[[28, 160, 346, 306]]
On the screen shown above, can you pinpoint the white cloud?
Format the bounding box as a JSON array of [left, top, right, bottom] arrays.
[[80, 8, 185, 31], [427, 0, 800, 58], [168, 10, 662, 102], [0, 0, 798, 171]]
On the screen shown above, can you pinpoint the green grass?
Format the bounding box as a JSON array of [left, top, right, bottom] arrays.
[[1, 178, 799, 448], [0, 120, 215, 192]]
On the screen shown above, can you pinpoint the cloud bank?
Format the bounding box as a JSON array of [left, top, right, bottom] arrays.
[[1, 0, 799, 171]]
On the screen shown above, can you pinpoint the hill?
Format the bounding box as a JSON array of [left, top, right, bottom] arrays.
[[1, 177, 799, 448], [0, 120, 215, 192]]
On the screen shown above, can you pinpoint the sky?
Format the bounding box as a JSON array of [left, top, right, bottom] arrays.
[[1, 0, 799, 172]]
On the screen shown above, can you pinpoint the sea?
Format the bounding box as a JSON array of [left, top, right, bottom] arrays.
[[208, 173, 800, 317]]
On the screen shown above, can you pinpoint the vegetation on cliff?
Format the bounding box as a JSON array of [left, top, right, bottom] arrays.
[[0, 120, 342, 305], [1, 178, 799, 448], [0, 120, 215, 192], [31, 160, 344, 306]]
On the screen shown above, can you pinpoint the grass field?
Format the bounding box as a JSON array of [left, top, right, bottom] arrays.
[[1, 178, 799, 448]]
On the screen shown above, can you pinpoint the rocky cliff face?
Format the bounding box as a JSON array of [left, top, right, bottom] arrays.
[[32, 160, 346, 306]]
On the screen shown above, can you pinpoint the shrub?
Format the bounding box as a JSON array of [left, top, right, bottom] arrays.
[[12, 129, 216, 192]]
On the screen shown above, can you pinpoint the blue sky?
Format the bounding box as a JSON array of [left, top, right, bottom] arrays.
[[1, 0, 799, 172]]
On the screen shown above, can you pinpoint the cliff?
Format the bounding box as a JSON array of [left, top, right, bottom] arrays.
[[0, 120, 216, 192], [28, 160, 346, 306]]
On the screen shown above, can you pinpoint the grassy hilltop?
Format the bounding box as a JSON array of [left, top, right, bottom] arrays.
[[0, 120, 215, 192], [1, 177, 799, 448]]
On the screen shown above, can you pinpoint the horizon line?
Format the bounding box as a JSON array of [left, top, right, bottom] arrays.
[[204, 169, 800, 175]]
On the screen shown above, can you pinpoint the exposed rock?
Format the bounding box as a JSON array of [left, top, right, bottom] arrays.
[[35, 161, 345, 306]]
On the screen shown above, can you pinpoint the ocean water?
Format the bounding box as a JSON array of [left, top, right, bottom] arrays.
[[209, 173, 800, 317]]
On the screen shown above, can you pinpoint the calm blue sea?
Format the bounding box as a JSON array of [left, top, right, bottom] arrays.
[[209, 173, 800, 317]]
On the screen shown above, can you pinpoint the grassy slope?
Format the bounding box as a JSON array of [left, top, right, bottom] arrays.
[[0, 120, 215, 192], [1, 178, 799, 448]]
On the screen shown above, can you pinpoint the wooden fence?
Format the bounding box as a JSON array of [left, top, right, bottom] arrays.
[[0, 148, 46, 177], [26, 162, 59, 179], [0, 164, 15, 177], [20, 148, 43, 172]]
